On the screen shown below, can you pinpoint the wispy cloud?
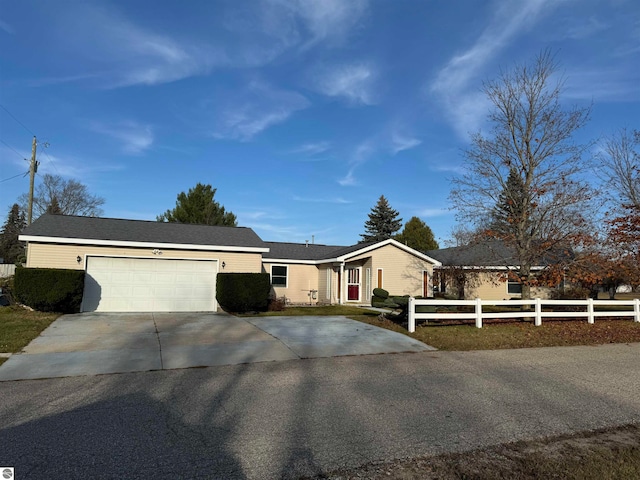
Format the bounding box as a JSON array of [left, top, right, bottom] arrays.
[[429, 0, 567, 137], [314, 62, 376, 105], [91, 121, 154, 154], [293, 195, 351, 204], [391, 132, 421, 154], [289, 0, 369, 48], [221, 0, 369, 67], [338, 140, 375, 186], [213, 82, 309, 141], [565, 16, 609, 39], [288, 141, 331, 156], [0, 19, 15, 34], [38, 150, 124, 179], [44, 3, 219, 88], [564, 67, 640, 102]]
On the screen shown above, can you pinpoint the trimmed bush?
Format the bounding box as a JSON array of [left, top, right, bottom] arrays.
[[14, 267, 85, 313], [372, 288, 389, 299], [216, 272, 271, 313]]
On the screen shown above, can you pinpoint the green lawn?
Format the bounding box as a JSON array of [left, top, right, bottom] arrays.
[[241, 304, 640, 350], [351, 313, 640, 350], [0, 306, 59, 365]]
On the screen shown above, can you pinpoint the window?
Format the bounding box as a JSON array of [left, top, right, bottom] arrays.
[[507, 280, 522, 296], [271, 265, 288, 287]]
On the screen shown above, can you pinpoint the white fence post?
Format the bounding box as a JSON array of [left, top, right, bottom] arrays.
[[408, 296, 415, 333], [634, 299, 640, 323], [587, 297, 594, 324], [535, 298, 542, 326], [475, 298, 483, 328]]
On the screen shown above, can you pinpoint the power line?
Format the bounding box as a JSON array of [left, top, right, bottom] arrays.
[[0, 139, 27, 160], [40, 144, 60, 174], [0, 171, 29, 183], [0, 103, 36, 136]]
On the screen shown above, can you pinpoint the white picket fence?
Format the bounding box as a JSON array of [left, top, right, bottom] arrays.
[[407, 297, 640, 332]]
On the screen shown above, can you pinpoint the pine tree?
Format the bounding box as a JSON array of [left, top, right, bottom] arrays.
[[394, 216, 439, 251], [157, 183, 237, 226], [46, 196, 63, 215], [490, 167, 531, 239], [0, 204, 27, 264], [360, 195, 402, 242]]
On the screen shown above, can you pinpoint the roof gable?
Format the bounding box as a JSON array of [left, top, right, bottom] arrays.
[[264, 238, 441, 265]]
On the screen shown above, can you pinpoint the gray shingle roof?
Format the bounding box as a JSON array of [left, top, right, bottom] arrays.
[[426, 240, 571, 267], [20, 214, 267, 250], [264, 240, 393, 262], [263, 241, 346, 261], [426, 240, 517, 266]]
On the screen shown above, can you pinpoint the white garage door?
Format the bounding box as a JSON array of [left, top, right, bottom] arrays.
[[82, 257, 218, 312]]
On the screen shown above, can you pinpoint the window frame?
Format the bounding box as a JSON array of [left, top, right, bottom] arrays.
[[270, 264, 288, 288]]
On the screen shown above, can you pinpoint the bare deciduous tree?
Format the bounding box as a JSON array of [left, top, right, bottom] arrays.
[[599, 128, 639, 210], [19, 174, 105, 219], [450, 50, 594, 299]]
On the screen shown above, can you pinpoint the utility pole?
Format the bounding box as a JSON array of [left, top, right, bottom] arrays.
[[27, 136, 38, 225]]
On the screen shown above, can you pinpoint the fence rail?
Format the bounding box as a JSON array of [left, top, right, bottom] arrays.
[[407, 297, 640, 332]]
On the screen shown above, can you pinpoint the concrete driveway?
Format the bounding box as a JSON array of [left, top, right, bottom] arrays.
[[0, 312, 432, 381]]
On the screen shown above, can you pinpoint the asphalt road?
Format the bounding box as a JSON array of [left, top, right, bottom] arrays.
[[1, 343, 639, 479]]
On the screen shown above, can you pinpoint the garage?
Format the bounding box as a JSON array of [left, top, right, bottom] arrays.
[[82, 257, 218, 312]]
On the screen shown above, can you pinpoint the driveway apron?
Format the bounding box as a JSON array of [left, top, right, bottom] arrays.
[[0, 312, 433, 381]]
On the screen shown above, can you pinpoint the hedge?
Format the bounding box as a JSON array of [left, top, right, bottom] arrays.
[[216, 272, 271, 313], [14, 267, 85, 313]]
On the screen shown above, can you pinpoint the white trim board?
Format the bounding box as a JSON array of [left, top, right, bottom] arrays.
[[19, 235, 269, 253]]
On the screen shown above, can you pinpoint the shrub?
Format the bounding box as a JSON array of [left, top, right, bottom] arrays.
[[0, 276, 14, 306], [550, 287, 591, 300], [216, 273, 271, 313], [372, 288, 389, 298], [14, 267, 84, 313], [267, 295, 286, 312], [371, 287, 390, 307]]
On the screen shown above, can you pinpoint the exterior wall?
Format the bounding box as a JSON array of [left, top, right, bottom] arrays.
[[25, 242, 263, 273], [438, 269, 554, 300], [345, 244, 434, 302], [263, 262, 320, 304]]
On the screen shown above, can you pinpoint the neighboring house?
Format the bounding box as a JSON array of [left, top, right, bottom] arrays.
[[427, 240, 563, 300], [19, 214, 440, 312]]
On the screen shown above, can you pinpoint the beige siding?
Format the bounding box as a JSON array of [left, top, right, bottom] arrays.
[[439, 270, 554, 300], [346, 244, 433, 301], [26, 242, 262, 272], [263, 262, 320, 304]]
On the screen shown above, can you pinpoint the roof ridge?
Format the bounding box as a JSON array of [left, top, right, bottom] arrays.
[[39, 213, 252, 230]]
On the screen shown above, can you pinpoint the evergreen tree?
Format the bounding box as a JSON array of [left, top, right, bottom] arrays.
[[490, 167, 532, 239], [360, 195, 402, 242], [46, 196, 63, 215], [394, 216, 439, 251], [157, 183, 237, 226], [0, 204, 26, 264]]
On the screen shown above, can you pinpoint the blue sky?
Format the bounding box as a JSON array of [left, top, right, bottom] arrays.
[[1, 0, 638, 247]]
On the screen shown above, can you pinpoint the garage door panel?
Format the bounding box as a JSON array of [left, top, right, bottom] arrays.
[[83, 257, 217, 312]]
